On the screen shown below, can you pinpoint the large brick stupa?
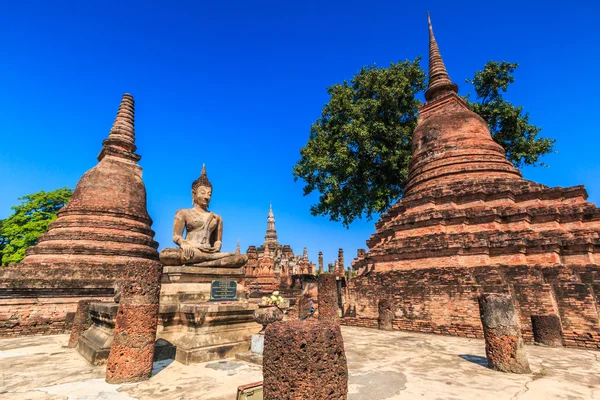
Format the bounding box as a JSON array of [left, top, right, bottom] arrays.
[[347, 16, 600, 348], [0, 94, 160, 337]]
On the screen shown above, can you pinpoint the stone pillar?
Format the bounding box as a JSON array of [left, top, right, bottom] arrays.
[[318, 274, 339, 322], [346, 268, 352, 282], [338, 248, 344, 276], [478, 293, 530, 373], [531, 314, 563, 347], [378, 299, 394, 331], [298, 293, 312, 320], [263, 320, 347, 400], [67, 299, 95, 348], [318, 251, 324, 274], [105, 260, 163, 384]]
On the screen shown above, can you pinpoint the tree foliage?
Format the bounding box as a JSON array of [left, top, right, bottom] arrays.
[[292, 59, 426, 226], [293, 60, 555, 226], [464, 61, 555, 168], [0, 188, 73, 266]]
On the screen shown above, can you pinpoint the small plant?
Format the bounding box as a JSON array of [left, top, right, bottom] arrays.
[[261, 291, 285, 307]]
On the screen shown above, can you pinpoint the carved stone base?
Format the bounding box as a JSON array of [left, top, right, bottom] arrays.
[[158, 302, 259, 365], [76, 302, 117, 365]]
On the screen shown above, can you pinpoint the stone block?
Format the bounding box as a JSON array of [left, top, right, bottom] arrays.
[[478, 293, 530, 374], [318, 274, 338, 322], [68, 299, 95, 348], [263, 320, 347, 400], [531, 314, 563, 346], [378, 299, 394, 331]]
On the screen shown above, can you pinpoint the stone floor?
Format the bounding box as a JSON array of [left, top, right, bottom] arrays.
[[1, 326, 599, 399]]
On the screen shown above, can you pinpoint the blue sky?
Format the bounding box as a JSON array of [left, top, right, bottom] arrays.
[[1, 1, 599, 266]]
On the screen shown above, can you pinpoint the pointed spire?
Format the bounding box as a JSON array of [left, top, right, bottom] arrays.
[[98, 94, 140, 162], [263, 242, 271, 257], [425, 13, 458, 102], [192, 163, 213, 190], [236, 238, 240, 255], [268, 202, 274, 218], [303, 247, 308, 261]]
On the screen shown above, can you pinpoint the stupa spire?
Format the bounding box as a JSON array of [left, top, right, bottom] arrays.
[[98, 94, 140, 162], [425, 13, 458, 102], [265, 203, 278, 245]]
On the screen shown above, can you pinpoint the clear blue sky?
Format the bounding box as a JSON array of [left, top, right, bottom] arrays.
[[1, 1, 599, 266]]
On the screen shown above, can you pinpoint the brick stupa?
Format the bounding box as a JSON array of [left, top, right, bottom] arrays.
[[347, 15, 600, 348], [0, 94, 159, 337]]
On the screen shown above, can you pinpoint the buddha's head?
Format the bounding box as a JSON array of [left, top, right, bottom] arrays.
[[192, 164, 212, 210]]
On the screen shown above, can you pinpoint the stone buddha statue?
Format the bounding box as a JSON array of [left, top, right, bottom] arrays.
[[159, 165, 248, 268]]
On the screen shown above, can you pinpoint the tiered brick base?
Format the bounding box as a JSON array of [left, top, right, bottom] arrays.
[[344, 264, 600, 348], [263, 320, 347, 400]]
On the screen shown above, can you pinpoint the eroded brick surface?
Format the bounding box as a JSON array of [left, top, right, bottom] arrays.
[[263, 320, 347, 400], [318, 275, 338, 322], [531, 314, 563, 346]]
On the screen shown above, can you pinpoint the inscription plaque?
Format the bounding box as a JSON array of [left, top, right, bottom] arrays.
[[210, 280, 237, 301]]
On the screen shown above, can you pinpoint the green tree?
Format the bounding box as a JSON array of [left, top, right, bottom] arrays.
[[293, 59, 426, 226], [293, 59, 555, 226], [464, 61, 555, 168], [0, 188, 73, 266]]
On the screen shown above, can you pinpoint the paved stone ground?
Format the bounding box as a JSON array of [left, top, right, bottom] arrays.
[[1, 326, 599, 399]]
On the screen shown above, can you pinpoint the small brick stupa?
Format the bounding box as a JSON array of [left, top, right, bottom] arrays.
[[0, 94, 159, 337], [347, 15, 600, 348]]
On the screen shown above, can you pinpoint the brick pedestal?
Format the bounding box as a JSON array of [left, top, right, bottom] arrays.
[[105, 260, 163, 384], [378, 299, 394, 331], [264, 320, 347, 400], [67, 299, 95, 348], [478, 293, 530, 373], [318, 274, 338, 322], [531, 314, 563, 347]]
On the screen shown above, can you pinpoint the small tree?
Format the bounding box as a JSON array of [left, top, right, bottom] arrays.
[[0, 187, 73, 266], [293, 60, 555, 226]]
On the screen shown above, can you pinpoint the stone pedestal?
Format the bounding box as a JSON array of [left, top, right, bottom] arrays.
[[478, 293, 530, 374], [263, 320, 348, 400], [158, 264, 260, 365], [77, 302, 118, 365], [531, 314, 563, 347]]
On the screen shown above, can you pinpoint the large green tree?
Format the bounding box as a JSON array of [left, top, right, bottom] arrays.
[[0, 188, 73, 266], [293, 59, 555, 226]]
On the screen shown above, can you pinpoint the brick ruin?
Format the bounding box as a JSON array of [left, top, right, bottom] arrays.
[[345, 15, 600, 350], [244, 204, 316, 294], [0, 94, 160, 338]]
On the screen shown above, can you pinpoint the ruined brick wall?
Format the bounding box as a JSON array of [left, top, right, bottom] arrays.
[[343, 264, 600, 349], [0, 293, 113, 338]]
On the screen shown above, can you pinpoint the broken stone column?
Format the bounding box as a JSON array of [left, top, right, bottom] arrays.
[[531, 314, 563, 347], [298, 293, 312, 320], [318, 274, 339, 322], [318, 251, 324, 274], [263, 320, 347, 400], [105, 260, 163, 384], [67, 299, 95, 348], [478, 293, 530, 373], [378, 299, 394, 331]]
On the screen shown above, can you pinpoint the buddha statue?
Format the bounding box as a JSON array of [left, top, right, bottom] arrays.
[[159, 165, 248, 268]]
